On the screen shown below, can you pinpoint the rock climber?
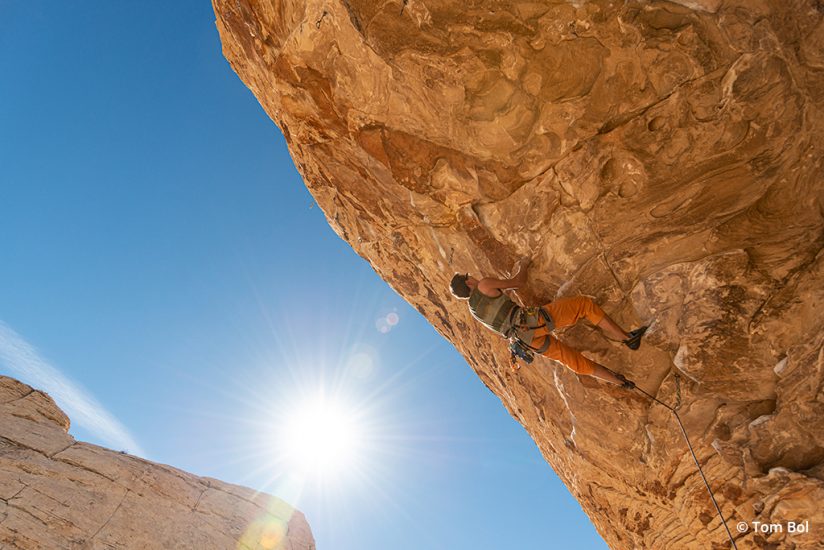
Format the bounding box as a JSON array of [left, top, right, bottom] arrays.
[[449, 258, 646, 388]]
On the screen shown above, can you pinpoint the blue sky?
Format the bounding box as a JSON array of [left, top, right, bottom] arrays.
[[1, 3, 607, 549]]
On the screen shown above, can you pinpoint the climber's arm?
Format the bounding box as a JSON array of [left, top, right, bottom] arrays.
[[477, 257, 531, 295]]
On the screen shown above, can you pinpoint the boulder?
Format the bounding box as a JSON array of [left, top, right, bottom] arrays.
[[0, 376, 314, 550]]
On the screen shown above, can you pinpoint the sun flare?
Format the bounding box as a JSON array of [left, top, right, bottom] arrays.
[[279, 394, 364, 477]]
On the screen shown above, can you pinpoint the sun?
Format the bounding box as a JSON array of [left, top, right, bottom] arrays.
[[278, 393, 364, 477]]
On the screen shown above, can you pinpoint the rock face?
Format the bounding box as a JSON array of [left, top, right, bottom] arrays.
[[0, 376, 314, 550], [213, 1, 824, 548]]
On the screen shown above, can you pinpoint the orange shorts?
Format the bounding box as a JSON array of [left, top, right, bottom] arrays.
[[529, 296, 606, 376]]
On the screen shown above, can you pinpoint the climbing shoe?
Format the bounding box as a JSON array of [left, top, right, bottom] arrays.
[[615, 373, 636, 390], [623, 326, 648, 350]]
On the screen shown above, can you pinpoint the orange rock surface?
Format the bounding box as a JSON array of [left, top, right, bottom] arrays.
[[213, 1, 824, 548]]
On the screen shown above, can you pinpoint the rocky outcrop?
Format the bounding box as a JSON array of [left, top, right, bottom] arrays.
[[213, 1, 824, 548], [0, 376, 314, 550]]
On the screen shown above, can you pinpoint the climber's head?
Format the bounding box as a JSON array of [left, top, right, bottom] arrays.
[[450, 273, 473, 299]]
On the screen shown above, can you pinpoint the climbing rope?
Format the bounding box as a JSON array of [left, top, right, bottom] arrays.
[[632, 384, 740, 550]]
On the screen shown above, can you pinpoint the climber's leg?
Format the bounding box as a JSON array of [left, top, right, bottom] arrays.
[[532, 334, 624, 385], [536, 333, 596, 375], [589, 363, 626, 386], [597, 315, 630, 341], [544, 296, 605, 328], [545, 296, 630, 341]]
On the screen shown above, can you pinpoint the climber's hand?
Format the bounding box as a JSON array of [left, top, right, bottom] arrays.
[[507, 256, 531, 286], [515, 256, 531, 272], [510, 358, 521, 373]]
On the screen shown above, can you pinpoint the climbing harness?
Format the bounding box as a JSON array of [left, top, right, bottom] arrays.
[[631, 381, 739, 550], [513, 306, 554, 332], [508, 307, 554, 368]]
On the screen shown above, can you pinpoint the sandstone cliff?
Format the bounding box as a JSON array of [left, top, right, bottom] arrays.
[[213, 1, 824, 548], [0, 376, 314, 550]]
